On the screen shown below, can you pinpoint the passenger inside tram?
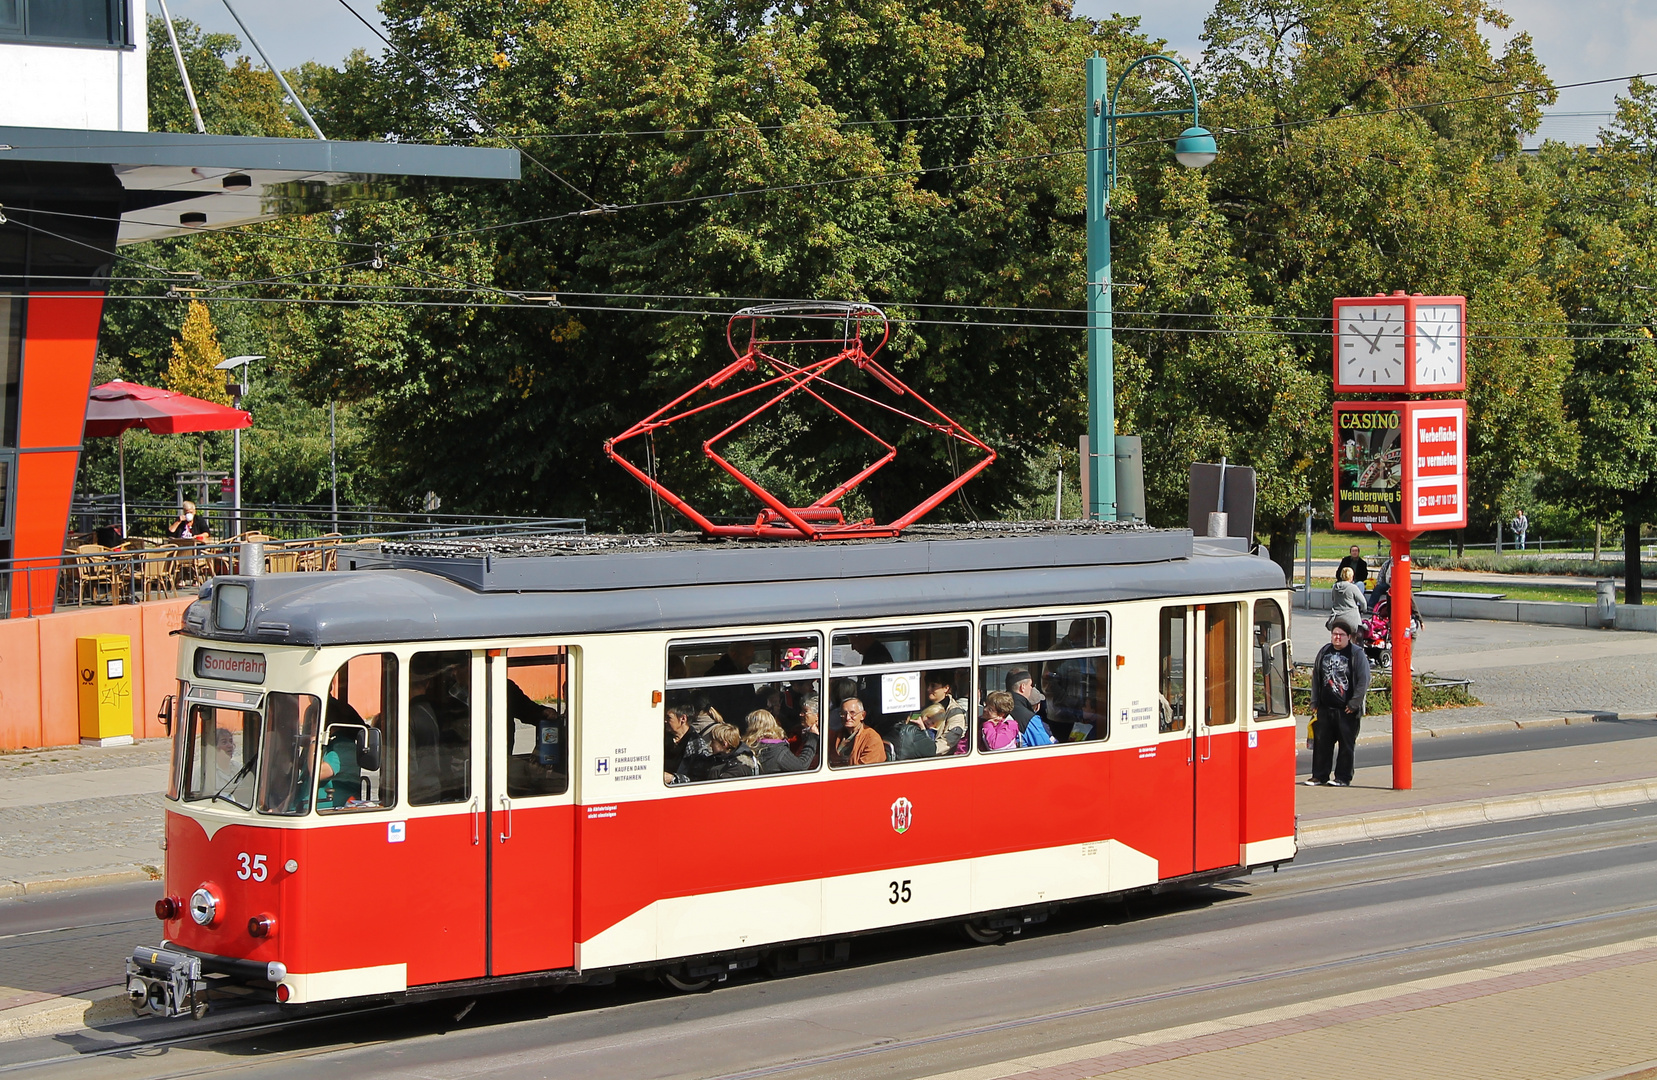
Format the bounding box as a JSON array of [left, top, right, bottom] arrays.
[[832, 698, 886, 766], [927, 677, 970, 754], [980, 690, 1019, 751], [671, 721, 758, 782], [409, 651, 471, 804], [746, 708, 818, 773]]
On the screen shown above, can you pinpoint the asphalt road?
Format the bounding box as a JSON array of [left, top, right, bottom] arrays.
[[7, 801, 1657, 1080]]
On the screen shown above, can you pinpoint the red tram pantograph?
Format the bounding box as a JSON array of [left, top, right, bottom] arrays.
[[604, 302, 996, 540]]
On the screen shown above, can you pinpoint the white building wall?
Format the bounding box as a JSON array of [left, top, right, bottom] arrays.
[[0, 13, 146, 132]]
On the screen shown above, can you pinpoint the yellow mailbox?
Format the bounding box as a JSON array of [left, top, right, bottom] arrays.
[[77, 634, 134, 746]]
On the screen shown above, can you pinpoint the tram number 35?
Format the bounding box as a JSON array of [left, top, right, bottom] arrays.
[[236, 853, 268, 882], [888, 879, 912, 905]]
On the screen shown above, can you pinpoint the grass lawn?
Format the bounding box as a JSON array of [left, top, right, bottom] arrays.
[[1305, 576, 1620, 605]]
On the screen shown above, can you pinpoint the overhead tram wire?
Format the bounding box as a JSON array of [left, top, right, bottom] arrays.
[[51, 287, 1655, 344]]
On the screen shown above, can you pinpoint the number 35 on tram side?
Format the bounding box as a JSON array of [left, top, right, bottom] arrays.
[[128, 525, 1298, 1018]]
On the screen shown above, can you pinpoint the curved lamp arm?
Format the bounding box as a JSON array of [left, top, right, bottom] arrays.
[[1103, 54, 1209, 192]]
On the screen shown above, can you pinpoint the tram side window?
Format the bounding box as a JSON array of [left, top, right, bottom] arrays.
[[829, 624, 972, 766], [1160, 609, 1187, 733], [979, 616, 1110, 750], [182, 704, 261, 809], [506, 646, 571, 798], [1205, 604, 1240, 727], [256, 693, 323, 815], [408, 650, 473, 806], [318, 654, 399, 813], [1253, 600, 1291, 720], [665, 634, 822, 785]]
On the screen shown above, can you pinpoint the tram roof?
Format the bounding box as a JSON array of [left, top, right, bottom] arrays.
[[185, 524, 1287, 647]]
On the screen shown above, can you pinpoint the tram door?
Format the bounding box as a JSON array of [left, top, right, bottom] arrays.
[[1193, 603, 1244, 871], [1157, 608, 1197, 877], [486, 646, 578, 976]]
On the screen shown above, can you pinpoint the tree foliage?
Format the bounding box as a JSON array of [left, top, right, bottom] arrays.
[[164, 301, 230, 404], [100, 0, 1646, 567]]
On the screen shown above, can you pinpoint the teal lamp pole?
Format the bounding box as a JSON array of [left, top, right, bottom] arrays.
[[1085, 53, 1217, 520]]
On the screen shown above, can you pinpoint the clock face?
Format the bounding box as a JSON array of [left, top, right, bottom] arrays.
[[1337, 304, 1407, 387], [1413, 303, 1463, 385]]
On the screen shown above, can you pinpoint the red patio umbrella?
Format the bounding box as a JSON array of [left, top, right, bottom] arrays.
[[85, 380, 251, 538]]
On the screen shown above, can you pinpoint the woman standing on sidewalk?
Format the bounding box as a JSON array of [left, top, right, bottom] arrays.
[[1306, 624, 1371, 787]]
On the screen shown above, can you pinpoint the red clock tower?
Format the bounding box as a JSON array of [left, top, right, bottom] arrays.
[[1330, 291, 1469, 789]]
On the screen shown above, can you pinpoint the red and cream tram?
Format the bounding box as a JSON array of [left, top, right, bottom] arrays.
[[128, 524, 1297, 1017]]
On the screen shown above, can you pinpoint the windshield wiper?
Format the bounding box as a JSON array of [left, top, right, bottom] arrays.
[[211, 752, 258, 808]]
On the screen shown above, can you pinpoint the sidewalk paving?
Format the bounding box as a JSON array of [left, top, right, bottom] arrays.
[[917, 935, 1657, 1080]]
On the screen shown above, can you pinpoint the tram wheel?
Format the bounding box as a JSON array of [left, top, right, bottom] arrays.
[[660, 971, 716, 993], [959, 919, 1005, 945]]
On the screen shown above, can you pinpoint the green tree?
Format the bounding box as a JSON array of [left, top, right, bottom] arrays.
[[1539, 78, 1657, 603], [1114, 0, 1573, 573]]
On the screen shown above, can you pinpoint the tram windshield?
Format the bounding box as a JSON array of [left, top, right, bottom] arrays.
[[182, 702, 261, 808], [256, 693, 323, 815], [178, 691, 323, 814]]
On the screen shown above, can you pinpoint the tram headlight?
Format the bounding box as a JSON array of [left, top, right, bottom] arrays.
[[189, 886, 220, 927]]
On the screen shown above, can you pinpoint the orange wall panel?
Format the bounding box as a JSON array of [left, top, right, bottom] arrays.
[[139, 599, 192, 738], [0, 617, 42, 749], [11, 451, 79, 616], [13, 292, 106, 618], [17, 293, 104, 448]]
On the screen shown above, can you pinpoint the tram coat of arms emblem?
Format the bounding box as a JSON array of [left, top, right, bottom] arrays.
[[891, 797, 913, 834]]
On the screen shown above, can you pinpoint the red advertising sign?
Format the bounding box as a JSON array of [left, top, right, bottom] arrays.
[[1334, 399, 1466, 535], [1406, 403, 1466, 530]]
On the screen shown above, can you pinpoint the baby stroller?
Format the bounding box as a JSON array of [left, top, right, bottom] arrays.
[[1356, 594, 1421, 670]]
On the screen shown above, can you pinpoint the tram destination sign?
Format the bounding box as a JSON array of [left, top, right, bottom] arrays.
[[1333, 400, 1467, 534], [194, 648, 267, 684]]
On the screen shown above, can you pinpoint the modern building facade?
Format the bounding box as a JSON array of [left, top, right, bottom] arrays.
[[0, 0, 518, 616]]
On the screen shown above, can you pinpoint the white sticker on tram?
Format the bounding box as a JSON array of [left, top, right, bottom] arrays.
[[387, 822, 405, 843], [881, 671, 922, 713]]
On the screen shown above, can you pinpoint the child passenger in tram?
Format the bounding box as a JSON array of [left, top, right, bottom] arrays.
[[980, 690, 1019, 751]]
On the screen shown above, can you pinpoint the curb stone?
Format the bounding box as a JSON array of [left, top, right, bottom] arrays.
[[1298, 776, 1657, 847], [0, 986, 131, 1044], [0, 866, 158, 900], [1348, 713, 1655, 745]]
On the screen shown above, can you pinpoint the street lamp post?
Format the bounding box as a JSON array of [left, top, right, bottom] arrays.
[[1085, 53, 1217, 521], [215, 354, 264, 538]]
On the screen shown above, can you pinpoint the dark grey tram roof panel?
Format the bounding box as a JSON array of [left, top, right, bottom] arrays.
[[188, 525, 1287, 648], [350, 523, 1196, 593]]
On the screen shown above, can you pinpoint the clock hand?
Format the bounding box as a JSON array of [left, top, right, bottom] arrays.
[[1346, 323, 1376, 351]]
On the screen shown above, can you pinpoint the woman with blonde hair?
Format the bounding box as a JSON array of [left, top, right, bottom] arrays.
[[747, 708, 818, 773], [1328, 564, 1366, 633]]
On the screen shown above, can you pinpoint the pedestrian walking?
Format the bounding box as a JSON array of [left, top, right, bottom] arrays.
[[1326, 565, 1366, 633], [1512, 510, 1529, 552], [1305, 623, 1371, 787]]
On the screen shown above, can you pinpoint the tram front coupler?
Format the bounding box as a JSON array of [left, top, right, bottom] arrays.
[[126, 945, 209, 1019]]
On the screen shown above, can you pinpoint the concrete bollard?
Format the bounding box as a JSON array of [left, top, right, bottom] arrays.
[[1598, 579, 1617, 627]]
